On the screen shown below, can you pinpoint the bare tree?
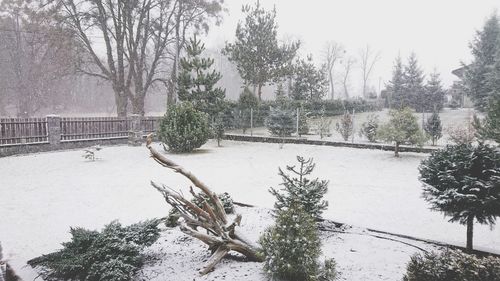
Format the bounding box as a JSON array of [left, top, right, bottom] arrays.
[[146, 136, 263, 274], [341, 57, 355, 99], [359, 45, 381, 99], [322, 41, 344, 100]]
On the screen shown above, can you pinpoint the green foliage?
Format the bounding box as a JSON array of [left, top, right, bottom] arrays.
[[212, 115, 225, 146], [298, 107, 309, 136], [28, 220, 161, 281], [158, 102, 210, 153], [223, 2, 299, 99], [465, 13, 500, 111], [259, 203, 322, 281], [403, 249, 500, 281], [424, 71, 446, 112], [319, 258, 339, 281], [238, 87, 259, 133], [424, 111, 442, 146], [316, 108, 332, 139], [377, 107, 426, 156], [403, 53, 426, 112], [335, 112, 353, 141], [290, 56, 329, 101], [481, 45, 500, 142], [387, 56, 407, 109], [270, 156, 328, 219], [167, 192, 234, 227], [419, 143, 500, 226], [266, 106, 295, 137], [359, 114, 379, 142]]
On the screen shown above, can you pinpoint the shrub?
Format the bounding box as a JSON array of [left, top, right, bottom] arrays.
[[269, 156, 328, 219], [403, 249, 500, 281], [359, 114, 379, 142], [316, 108, 332, 139], [298, 108, 309, 136], [266, 107, 295, 137], [158, 102, 210, 153], [424, 111, 443, 145], [28, 220, 161, 281], [259, 203, 322, 281], [335, 112, 353, 141]]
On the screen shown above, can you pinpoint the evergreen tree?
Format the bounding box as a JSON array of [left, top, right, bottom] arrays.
[[386, 56, 407, 109], [359, 114, 379, 143], [238, 87, 259, 134], [223, 2, 299, 100], [269, 156, 329, 219], [465, 13, 500, 111], [482, 48, 500, 143], [259, 202, 322, 281], [298, 107, 309, 136], [419, 143, 500, 251], [424, 111, 443, 146], [178, 36, 226, 121], [335, 112, 354, 141], [402, 53, 426, 112], [266, 106, 295, 137], [377, 107, 427, 157], [275, 83, 287, 103], [290, 56, 329, 101], [425, 71, 446, 112]]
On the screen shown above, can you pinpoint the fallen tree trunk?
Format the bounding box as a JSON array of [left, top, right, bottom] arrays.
[[146, 135, 263, 274]]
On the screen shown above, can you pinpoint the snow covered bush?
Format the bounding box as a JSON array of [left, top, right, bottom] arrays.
[[266, 106, 295, 137], [424, 111, 442, 145], [238, 87, 259, 134], [316, 108, 332, 139], [377, 107, 426, 157], [158, 102, 210, 153], [419, 143, 500, 251], [403, 249, 500, 281], [28, 220, 161, 281], [259, 202, 326, 281], [359, 114, 379, 142], [298, 107, 309, 136], [166, 192, 235, 227], [212, 115, 225, 147], [335, 112, 353, 141], [447, 121, 477, 145], [269, 156, 328, 219]]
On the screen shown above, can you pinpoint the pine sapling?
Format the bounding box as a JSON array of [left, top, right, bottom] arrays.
[[359, 114, 379, 142], [335, 112, 353, 141], [424, 111, 442, 145]]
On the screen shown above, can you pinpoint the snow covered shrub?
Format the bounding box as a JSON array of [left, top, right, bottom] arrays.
[[403, 249, 500, 281], [298, 107, 309, 136], [447, 122, 476, 145], [335, 112, 353, 141], [212, 115, 225, 147], [238, 87, 259, 134], [259, 203, 323, 281], [270, 156, 328, 219], [82, 146, 102, 161], [158, 102, 210, 153], [319, 258, 339, 281], [359, 114, 379, 142], [316, 108, 332, 139], [424, 111, 442, 145], [266, 106, 295, 137], [419, 143, 500, 251], [166, 192, 235, 227], [28, 220, 161, 281]]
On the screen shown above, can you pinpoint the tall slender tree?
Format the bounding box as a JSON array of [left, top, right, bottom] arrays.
[[290, 56, 328, 101], [464, 13, 500, 112], [386, 56, 406, 109], [359, 44, 380, 99], [424, 71, 446, 112], [403, 53, 425, 112], [223, 2, 299, 101], [322, 41, 344, 100]]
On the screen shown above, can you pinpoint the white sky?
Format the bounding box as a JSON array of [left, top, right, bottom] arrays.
[[204, 0, 500, 95]]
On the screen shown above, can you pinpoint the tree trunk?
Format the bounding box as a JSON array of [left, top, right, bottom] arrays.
[[114, 89, 128, 117], [131, 95, 145, 116], [329, 71, 334, 100], [257, 84, 262, 101], [466, 216, 474, 252], [394, 142, 400, 157]]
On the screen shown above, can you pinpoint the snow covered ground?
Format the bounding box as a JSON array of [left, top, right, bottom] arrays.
[[1, 139, 499, 280]]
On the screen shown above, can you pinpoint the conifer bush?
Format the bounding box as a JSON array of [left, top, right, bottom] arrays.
[[266, 106, 295, 137], [28, 220, 161, 281], [403, 249, 500, 281], [424, 111, 442, 145], [270, 156, 328, 219], [158, 102, 210, 153], [359, 114, 379, 142], [259, 203, 322, 281], [335, 112, 353, 141]]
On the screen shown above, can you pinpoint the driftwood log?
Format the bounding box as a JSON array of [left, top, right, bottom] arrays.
[[146, 135, 263, 274]]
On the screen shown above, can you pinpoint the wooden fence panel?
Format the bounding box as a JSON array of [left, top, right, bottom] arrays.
[[60, 117, 130, 141], [0, 118, 48, 145]]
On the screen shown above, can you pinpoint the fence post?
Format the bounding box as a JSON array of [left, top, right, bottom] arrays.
[[250, 108, 253, 136], [128, 114, 143, 146], [46, 115, 61, 146]]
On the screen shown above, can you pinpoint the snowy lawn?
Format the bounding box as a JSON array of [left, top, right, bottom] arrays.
[[1, 140, 499, 280]]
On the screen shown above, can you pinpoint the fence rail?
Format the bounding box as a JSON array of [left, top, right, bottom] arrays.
[[0, 117, 48, 145], [60, 117, 131, 141]]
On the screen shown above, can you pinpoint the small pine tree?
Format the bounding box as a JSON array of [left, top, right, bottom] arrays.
[[424, 111, 443, 146], [259, 202, 322, 281], [298, 107, 309, 136], [317, 108, 332, 139], [238, 87, 259, 134], [158, 102, 210, 153], [419, 143, 500, 251], [335, 112, 353, 141], [359, 114, 379, 142], [269, 156, 328, 219], [266, 106, 295, 138], [178, 36, 226, 121], [377, 107, 427, 157]]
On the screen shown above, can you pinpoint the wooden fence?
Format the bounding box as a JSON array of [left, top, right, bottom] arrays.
[[0, 117, 48, 145], [0, 116, 161, 147]]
